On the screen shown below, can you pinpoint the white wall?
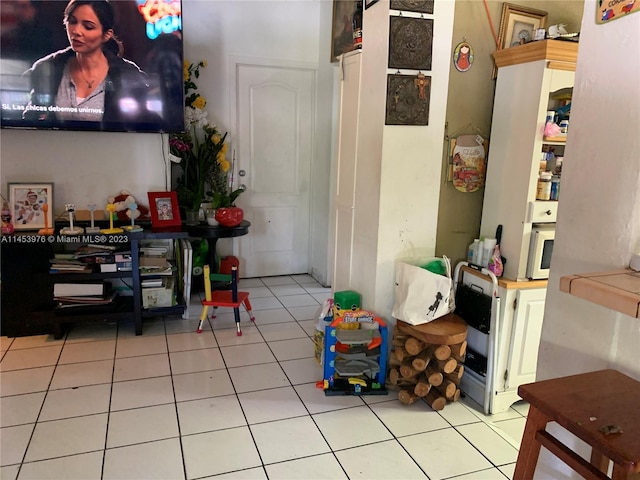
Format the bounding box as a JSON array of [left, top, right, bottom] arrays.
[[536, 1, 640, 477], [375, 2, 456, 318]]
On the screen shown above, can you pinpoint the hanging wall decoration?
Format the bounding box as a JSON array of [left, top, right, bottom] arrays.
[[453, 40, 474, 72], [389, 0, 434, 14], [385, 73, 431, 125], [388, 16, 433, 70], [598, 0, 639, 24], [447, 129, 489, 193]]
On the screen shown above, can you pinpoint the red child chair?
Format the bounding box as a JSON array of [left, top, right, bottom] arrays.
[[197, 264, 255, 336]]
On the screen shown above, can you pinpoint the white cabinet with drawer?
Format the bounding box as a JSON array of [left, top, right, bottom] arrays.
[[480, 40, 576, 281]]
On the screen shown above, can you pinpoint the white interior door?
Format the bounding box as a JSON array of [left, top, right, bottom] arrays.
[[234, 61, 315, 278]]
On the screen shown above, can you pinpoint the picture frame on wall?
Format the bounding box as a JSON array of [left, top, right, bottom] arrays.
[[8, 182, 53, 231], [498, 3, 548, 49], [331, 0, 358, 62], [148, 191, 181, 228]]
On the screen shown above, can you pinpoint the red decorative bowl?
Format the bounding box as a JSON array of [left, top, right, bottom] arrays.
[[214, 207, 244, 227]]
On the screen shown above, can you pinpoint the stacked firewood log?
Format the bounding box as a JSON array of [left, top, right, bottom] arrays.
[[387, 323, 466, 411]]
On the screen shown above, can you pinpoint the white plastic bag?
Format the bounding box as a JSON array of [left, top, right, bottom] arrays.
[[391, 257, 455, 325]]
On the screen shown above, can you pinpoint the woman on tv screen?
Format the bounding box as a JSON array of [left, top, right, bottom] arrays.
[[0, 0, 183, 133]]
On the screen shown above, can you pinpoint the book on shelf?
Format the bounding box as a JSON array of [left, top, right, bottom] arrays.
[[73, 245, 120, 258], [55, 290, 118, 306], [141, 279, 163, 288], [53, 282, 105, 297], [99, 263, 118, 273], [50, 266, 93, 274]]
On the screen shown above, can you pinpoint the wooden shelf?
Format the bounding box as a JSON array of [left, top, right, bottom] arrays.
[[560, 269, 640, 318], [493, 39, 578, 70], [543, 136, 567, 143]]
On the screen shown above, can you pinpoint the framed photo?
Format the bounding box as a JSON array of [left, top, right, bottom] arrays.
[[365, 0, 380, 9], [497, 3, 548, 50], [148, 191, 181, 228], [331, 0, 358, 62], [8, 182, 53, 231]]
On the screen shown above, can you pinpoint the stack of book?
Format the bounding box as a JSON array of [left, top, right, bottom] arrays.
[[53, 282, 118, 310], [65, 244, 131, 273], [139, 241, 176, 308], [50, 255, 92, 274]]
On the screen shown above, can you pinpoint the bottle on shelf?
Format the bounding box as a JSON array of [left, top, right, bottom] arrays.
[[536, 172, 553, 201], [551, 175, 561, 201], [468, 239, 480, 264], [352, 1, 363, 49]]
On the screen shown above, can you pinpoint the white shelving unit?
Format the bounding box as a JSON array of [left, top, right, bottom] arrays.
[[480, 40, 577, 281], [461, 40, 579, 413]]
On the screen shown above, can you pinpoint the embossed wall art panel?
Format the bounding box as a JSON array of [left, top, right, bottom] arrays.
[[388, 16, 433, 70], [390, 0, 434, 14], [385, 73, 431, 125]]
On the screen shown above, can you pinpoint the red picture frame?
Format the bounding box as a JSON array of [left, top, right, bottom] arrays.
[[148, 191, 181, 228]]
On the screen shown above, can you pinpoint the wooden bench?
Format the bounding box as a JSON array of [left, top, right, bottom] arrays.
[[514, 369, 640, 480]]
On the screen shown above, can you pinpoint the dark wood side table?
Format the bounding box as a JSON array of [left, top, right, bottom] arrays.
[[514, 369, 640, 479], [187, 220, 251, 274]]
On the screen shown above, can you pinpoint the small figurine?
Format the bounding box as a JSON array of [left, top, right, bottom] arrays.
[[37, 203, 54, 235], [60, 204, 84, 235], [123, 202, 143, 232], [101, 203, 123, 234], [1, 201, 14, 235], [85, 203, 101, 234]]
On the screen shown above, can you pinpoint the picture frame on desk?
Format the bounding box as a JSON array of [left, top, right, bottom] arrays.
[[148, 191, 181, 228], [8, 182, 54, 231]]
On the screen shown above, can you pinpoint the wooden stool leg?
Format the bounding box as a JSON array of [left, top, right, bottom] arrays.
[[611, 464, 636, 480], [514, 406, 551, 480], [234, 307, 242, 336]]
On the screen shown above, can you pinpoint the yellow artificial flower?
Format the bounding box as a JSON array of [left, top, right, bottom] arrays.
[[192, 95, 206, 109], [183, 61, 189, 81], [201, 60, 208, 68], [220, 142, 228, 155], [211, 133, 222, 144], [219, 158, 230, 172]]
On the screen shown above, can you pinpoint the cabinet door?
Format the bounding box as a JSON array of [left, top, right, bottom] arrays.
[[505, 288, 546, 389], [332, 53, 362, 291]]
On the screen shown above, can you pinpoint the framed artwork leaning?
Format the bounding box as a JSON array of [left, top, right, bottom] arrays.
[[8, 182, 54, 231], [498, 3, 548, 49], [148, 191, 181, 228], [331, 0, 358, 62]]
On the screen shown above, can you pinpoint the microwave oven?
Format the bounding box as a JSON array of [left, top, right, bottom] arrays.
[[527, 224, 555, 279]]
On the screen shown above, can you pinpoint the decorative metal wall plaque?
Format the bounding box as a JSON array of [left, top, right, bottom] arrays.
[[388, 16, 433, 70], [385, 73, 431, 125], [390, 0, 434, 14]]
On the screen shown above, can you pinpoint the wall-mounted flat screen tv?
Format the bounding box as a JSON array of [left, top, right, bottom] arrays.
[[0, 0, 184, 133]]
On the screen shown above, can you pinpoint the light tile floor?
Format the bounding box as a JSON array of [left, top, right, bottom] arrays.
[[0, 274, 528, 480]]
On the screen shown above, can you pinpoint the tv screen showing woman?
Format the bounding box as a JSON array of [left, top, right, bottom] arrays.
[[0, 0, 184, 133]]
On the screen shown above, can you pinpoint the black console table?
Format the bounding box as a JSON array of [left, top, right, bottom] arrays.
[[1, 220, 251, 338], [187, 220, 251, 272]]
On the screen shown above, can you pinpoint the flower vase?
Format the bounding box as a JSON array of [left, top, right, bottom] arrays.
[[205, 208, 219, 226], [185, 210, 200, 226], [215, 207, 244, 227], [199, 202, 212, 222]]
